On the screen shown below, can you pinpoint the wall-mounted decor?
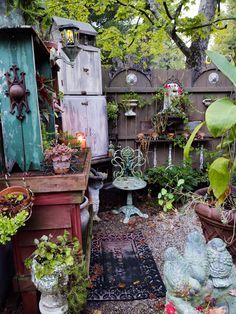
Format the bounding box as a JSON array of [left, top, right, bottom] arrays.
[[5, 64, 30, 120]]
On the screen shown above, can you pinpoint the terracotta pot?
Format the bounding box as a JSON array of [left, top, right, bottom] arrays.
[[60, 139, 78, 146], [53, 161, 70, 174], [0, 186, 33, 214], [194, 187, 236, 260]]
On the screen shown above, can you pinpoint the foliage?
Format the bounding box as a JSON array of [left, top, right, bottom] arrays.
[[212, 0, 236, 61], [44, 143, 77, 162], [107, 101, 119, 121], [25, 231, 88, 313], [156, 188, 175, 212], [146, 163, 208, 194], [121, 92, 150, 109], [184, 51, 236, 205], [41, 123, 51, 150], [0, 210, 28, 245], [0, 188, 32, 244]]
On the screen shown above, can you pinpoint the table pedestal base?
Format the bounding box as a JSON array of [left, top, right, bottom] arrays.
[[113, 191, 148, 224]]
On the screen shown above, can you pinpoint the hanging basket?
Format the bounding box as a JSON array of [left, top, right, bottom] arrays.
[[0, 186, 34, 217]]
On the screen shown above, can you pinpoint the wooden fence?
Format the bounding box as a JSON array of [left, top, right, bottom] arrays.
[[102, 67, 234, 168]]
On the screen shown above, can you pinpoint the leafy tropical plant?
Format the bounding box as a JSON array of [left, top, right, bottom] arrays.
[[25, 230, 88, 313], [184, 51, 236, 205]]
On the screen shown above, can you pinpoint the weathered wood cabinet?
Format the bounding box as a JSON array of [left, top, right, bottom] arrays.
[[62, 95, 108, 158], [0, 149, 91, 314], [51, 17, 108, 159]]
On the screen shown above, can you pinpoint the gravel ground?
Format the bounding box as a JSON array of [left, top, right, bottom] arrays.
[[84, 197, 202, 314]]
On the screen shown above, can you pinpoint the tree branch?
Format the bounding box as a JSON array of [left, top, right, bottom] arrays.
[[116, 0, 154, 25], [163, 1, 173, 20], [181, 17, 236, 32]]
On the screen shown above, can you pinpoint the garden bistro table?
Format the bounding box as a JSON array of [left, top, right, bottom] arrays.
[[111, 146, 148, 224]]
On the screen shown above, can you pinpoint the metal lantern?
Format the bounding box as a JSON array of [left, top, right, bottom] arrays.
[[59, 24, 81, 63]]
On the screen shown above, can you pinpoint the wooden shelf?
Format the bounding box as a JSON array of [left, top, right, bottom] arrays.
[[136, 138, 212, 143]]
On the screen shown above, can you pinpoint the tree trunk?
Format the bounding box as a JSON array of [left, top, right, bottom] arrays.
[[186, 0, 218, 82]]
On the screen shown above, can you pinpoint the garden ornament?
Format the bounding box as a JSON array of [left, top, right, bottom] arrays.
[[5, 64, 30, 120], [163, 82, 183, 111], [207, 238, 233, 288], [164, 231, 236, 314], [88, 168, 107, 222], [184, 231, 209, 285]]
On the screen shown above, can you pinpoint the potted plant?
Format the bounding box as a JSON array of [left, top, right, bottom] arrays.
[[184, 51, 236, 258], [44, 143, 77, 174], [121, 92, 150, 116], [0, 186, 33, 245], [153, 84, 191, 134], [25, 230, 88, 314]]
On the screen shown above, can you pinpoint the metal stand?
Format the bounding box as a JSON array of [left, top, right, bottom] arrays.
[[113, 190, 148, 224]]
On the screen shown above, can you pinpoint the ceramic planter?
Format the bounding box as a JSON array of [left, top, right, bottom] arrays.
[[194, 187, 236, 261], [123, 99, 138, 116], [80, 195, 89, 233], [31, 260, 68, 314], [53, 161, 70, 174]]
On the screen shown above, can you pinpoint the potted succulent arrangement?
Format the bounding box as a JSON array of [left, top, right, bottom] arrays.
[[44, 143, 77, 174], [25, 230, 88, 314], [0, 186, 34, 245], [184, 51, 236, 258]]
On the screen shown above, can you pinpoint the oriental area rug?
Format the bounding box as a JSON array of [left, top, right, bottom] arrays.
[[88, 231, 166, 301]]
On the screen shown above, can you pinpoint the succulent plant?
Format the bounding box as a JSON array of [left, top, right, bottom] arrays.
[[44, 144, 77, 163]]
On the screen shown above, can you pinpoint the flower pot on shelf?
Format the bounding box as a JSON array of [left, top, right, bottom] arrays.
[[166, 116, 184, 132], [194, 187, 236, 261]]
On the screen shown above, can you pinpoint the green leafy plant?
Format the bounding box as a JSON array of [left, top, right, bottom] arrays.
[[107, 100, 119, 121], [25, 231, 88, 313], [0, 210, 28, 245], [146, 163, 208, 194], [156, 188, 175, 212], [184, 51, 236, 205], [0, 189, 32, 245], [121, 92, 150, 110]]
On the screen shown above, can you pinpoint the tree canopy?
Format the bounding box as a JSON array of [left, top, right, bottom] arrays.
[[7, 0, 236, 79]]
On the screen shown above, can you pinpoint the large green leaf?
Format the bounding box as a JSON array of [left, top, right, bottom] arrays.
[[205, 98, 236, 137], [208, 157, 230, 200], [184, 121, 205, 160], [207, 51, 236, 87]]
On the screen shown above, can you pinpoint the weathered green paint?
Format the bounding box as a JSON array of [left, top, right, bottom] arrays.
[[37, 59, 56, 138], [0, 31, 43, 171]]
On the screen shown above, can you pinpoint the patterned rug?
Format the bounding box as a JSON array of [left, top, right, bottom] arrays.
[[88, 231, 166, 301]]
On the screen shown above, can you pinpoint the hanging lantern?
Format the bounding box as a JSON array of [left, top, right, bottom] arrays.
[[59, 24, 81, 63]]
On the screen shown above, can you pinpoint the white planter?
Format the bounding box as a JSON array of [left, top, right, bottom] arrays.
[[80, 196, 89, 232], [31, 260, 68, 314]]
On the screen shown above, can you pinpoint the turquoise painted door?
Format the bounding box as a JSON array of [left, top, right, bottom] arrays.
[[0, 31, 43, 172]]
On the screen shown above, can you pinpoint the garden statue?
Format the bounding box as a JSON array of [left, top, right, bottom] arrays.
[[164, 231, 236, 313], [163, 82, 183, 111], [88, 168, 107, 222]]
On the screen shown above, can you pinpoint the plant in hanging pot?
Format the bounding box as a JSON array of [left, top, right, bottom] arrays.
[[0, 186, 34, 245], [44, 144, 77, 174], [184, 51, 236, 258], [25, 230, 88, 314]]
